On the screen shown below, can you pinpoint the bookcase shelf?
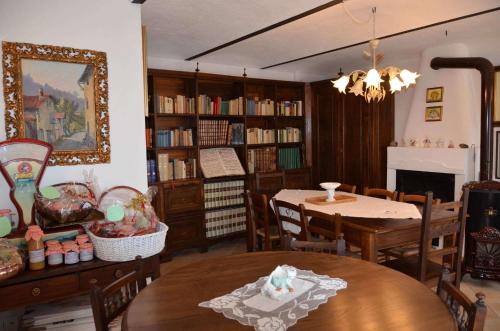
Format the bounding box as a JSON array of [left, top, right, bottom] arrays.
[[146, 69, 307, 258]]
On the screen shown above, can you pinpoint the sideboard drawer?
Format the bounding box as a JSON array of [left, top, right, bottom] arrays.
[[0, 275, 78, 310], [79, 262, 136, 290], [163, 183, 203, 214]]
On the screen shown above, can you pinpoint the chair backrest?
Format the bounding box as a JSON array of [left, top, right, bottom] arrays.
[[363, 187, 398, 200], [90, 260, 148, 331], [243, 191, 271, 251], [338, 183, 356, 194], [417, 188, 470, 286], [299, 206, 341, 241], [437, 265, 486, 331], [255, 171, 286, 197], [282, 232, 345, 255], [272, 198, 308, 241], [399, 192, 441, 206]]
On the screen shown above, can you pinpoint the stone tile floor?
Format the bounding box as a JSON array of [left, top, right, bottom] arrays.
[[162, 238, 500, 331]]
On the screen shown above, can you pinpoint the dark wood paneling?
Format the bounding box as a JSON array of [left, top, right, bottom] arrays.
[[311, 80, 394, 191]]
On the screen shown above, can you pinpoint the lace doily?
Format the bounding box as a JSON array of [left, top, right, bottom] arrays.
[[199, 265, 347, 330]]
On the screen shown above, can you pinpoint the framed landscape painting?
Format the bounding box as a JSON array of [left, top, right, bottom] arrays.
[[2, 41, 110, 165]]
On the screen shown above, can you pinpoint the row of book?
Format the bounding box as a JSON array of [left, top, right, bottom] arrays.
[[198, 95, 243, 115], [277, 127, 302, 143], [156, 128, 194, 147], [278, 147, 302, 170], [247, 147, 276, 174], [199, 120, 244, 146], [145, 128, 153, 148], [157, 154, 197, 181], [203, 180, 244, 209], [205, 206, 246, 239], [156, 95, 195, 114], [277, 101, 303, 116], [246, 97, 274, 116], [247, 128, 275, 145]]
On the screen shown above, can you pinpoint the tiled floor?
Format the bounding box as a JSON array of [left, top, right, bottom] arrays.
[[163, 238, 500, 331]]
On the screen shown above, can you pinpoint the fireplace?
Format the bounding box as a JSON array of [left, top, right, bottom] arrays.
[[396, 170, 455, 202], [387, 147, 475, 200]]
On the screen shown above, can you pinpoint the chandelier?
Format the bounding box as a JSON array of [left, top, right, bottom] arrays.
[[331, 6, 420, 102]]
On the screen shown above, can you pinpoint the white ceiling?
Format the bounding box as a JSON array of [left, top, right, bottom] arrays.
[[142, 0, 500, 81]]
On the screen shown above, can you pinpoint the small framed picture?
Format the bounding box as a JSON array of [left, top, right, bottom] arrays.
[[425, 106, 443, 122], [426, 87, 443, 103], [496, 130, 500, 179]]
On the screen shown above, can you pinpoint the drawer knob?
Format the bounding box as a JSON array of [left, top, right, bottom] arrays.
[[90, 278, 98, 285], [115, 269, 124, 278], [32, 287, 41, 296]]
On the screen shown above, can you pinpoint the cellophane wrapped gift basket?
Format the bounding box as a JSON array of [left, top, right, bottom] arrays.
[[86, 186, 167, 262]]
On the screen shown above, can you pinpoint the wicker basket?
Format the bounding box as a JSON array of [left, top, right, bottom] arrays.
[[86, 222, 168, 262]]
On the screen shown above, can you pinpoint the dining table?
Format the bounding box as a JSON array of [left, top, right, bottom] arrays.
[[272, 189, 458, 262], [122, 251, 456, 331]]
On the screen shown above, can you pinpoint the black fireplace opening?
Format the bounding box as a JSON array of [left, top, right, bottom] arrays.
[[396, 170, 455, 202]]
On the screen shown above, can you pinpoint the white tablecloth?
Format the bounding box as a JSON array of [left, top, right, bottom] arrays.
[[273, 189, 421, 220]]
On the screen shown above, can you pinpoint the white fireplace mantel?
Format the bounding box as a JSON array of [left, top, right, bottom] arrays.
[[386, 147, 475, 200]]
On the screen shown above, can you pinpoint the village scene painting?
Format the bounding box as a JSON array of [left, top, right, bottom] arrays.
[[21, 59, 96, 151]]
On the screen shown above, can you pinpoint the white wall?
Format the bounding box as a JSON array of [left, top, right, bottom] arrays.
[[0, 0, 147, 214]]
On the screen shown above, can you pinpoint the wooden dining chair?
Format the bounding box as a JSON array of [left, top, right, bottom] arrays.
[[272, 198, 308, 242], [399, 192, 441, 206], [244, 191, 280, 251], [338, 183, 356, 194], [383, 189, 470, 288], [300, 206, 346, 255], [90, 259, 148, 331], [437, 265, 487, 331], [363, 187, 398, 200], [255, 171, 286, 198]]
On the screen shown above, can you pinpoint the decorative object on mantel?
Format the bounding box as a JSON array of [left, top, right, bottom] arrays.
[[448, 140, 455, 148], [409, 138, 417, 147], [199, 265, 347, 331], [459, 144, 469, 149], [0, 138, 52, 234], [423, 137, 432, 148], [426, 86, 443, 103], [2, 41, 110, 165], [389, 141, 398, 147], [425, 106, 443, 122], [331, 6, 419, 102], [401, 138, 407, 147], [436, 138, 445, 148]]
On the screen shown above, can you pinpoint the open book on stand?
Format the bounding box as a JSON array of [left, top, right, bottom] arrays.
[[200, 148, 245, 178]]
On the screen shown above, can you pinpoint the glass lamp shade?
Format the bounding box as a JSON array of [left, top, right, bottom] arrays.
[[363, 68, 383, 89], [399, 69, 420, 87], [389, 77, 404, 93], [331, 75, 350, 94]]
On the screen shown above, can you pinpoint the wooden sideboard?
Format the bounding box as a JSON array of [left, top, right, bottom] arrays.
[[0, 255, 160, 311]]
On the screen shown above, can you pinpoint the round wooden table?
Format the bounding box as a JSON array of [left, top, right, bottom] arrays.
[[123, 251, 456, 331]]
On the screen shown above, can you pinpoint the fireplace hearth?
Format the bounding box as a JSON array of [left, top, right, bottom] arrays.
[[396, 170, 455, 202]]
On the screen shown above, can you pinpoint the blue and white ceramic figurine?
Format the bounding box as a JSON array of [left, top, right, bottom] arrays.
[[261, 266, 297, 300]]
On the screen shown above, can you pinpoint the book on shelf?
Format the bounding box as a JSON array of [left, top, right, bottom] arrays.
[[199, 120, 244, 146], [203, 180, 245, 209], [246, 128, 275, 145], [205, 206, 246, 239], [198, 95, 243, 115], [278, 147, 302, 170], [246, 97, 274, 116], [156, 127, 194, 147], [157, 153, 197, 181], [147, 159, 157, 184], [277, 100, 303, 116], [247, 147, 277, 174], [200, 148, 245, 178], [277, 127, 301, 143], [145, 128, 153, 148], [156, 95, 195, 114]]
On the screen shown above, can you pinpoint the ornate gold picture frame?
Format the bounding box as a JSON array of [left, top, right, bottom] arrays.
[[2, 41, 110, 165]]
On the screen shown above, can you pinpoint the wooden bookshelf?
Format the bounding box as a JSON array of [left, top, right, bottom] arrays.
[[146, 69, 309, 258]]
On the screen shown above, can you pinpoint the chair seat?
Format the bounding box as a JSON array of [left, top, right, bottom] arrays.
[[108, 314, 123, 331], [256, 225, 280, 240], [382, 255, 443, 287], [382, 244, 420, 258]]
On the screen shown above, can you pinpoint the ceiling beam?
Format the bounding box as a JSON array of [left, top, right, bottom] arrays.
[[185, 0, 343, 61], [261, 6, 500, 69]]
